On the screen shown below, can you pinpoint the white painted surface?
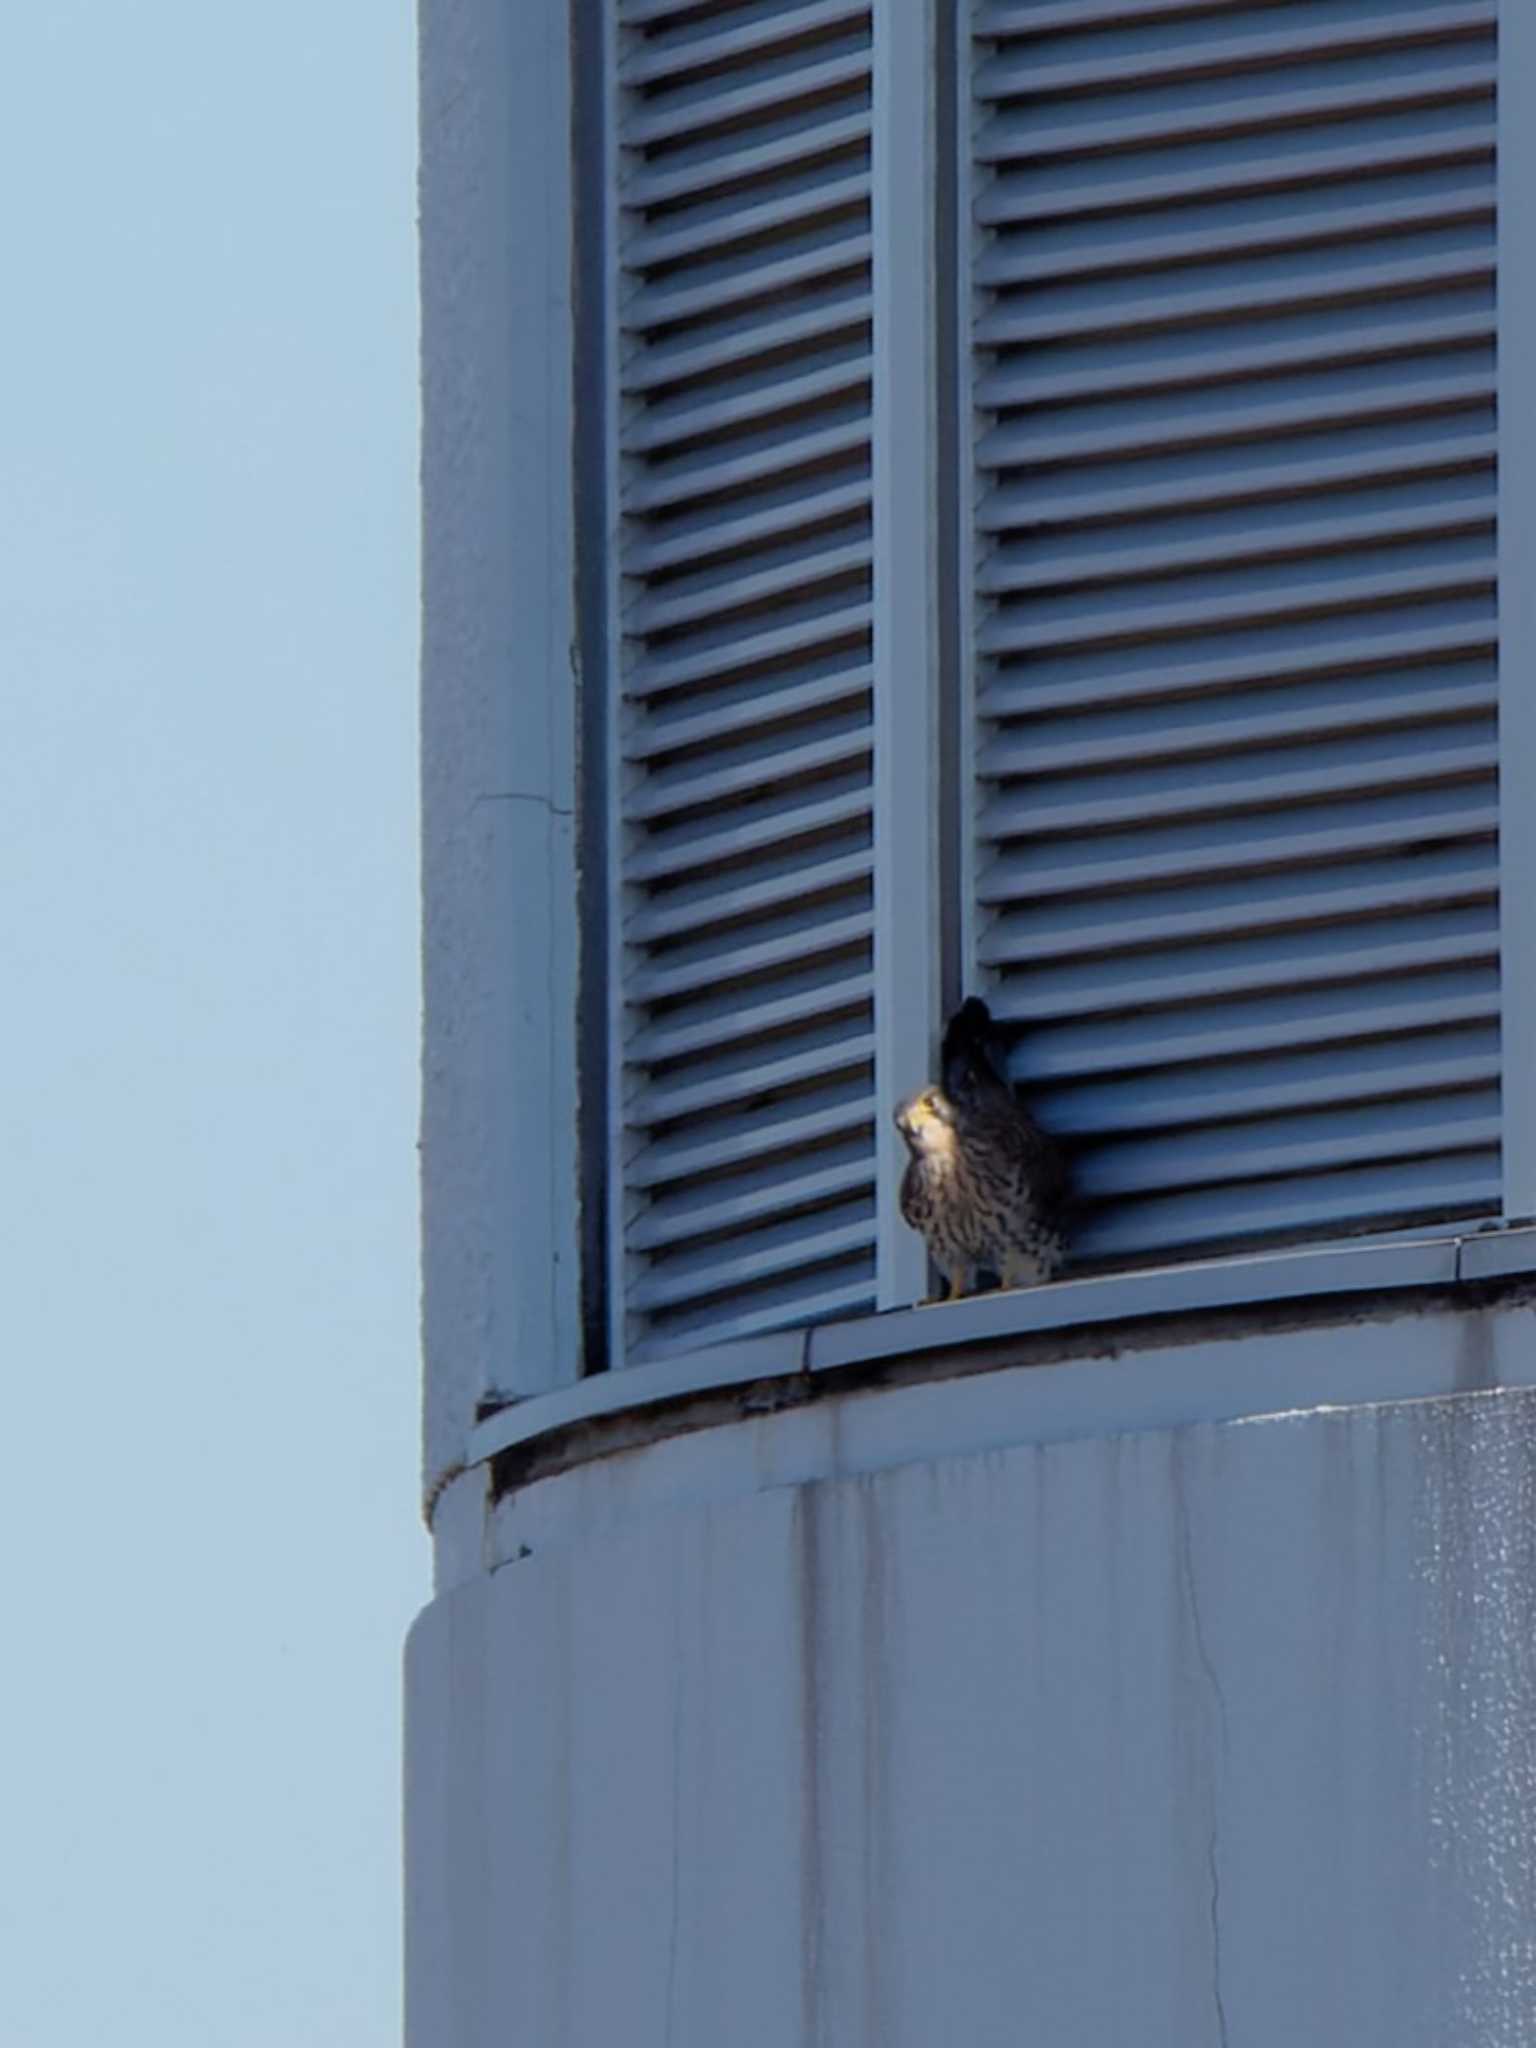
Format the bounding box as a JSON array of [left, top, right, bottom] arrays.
[[419, 0, 581, 1494], [409, 1308, 1536, 2047]]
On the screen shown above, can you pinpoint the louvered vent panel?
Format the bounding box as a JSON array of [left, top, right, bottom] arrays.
[[969, 0, 1500, 1264], [612, 0, 878, 1360]]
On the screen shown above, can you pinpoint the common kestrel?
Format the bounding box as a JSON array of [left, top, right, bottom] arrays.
[[896, 997, 1070, 1301]]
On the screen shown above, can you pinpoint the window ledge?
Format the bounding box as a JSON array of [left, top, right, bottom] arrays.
[[467, 1224, 1536, 1472]]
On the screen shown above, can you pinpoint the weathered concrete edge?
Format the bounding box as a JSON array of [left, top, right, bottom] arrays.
[[448, 1227, 1536, 1514]]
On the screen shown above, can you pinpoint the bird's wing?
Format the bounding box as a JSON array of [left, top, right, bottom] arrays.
[[899, 1154, 927, 1231], [969, 1097, 1072, 1216]]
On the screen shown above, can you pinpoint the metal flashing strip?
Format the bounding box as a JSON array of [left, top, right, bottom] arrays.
[[466, 1225, 1536, 1470], [1499, 0, 1536, 1222]]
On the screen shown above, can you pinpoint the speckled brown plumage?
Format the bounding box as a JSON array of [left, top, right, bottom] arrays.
[[896, 997, 1069, 1301]]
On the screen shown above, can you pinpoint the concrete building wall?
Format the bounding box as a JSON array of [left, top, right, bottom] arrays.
[[407, 1296, 1536, 2048], [418, 0, 582, 1502]]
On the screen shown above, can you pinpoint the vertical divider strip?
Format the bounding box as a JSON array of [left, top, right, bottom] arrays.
[[1498, 0, 1536, 1221], [872, 0, 944, 1308]]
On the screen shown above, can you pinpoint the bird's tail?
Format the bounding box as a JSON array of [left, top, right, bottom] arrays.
[[941, 995, 1010, 1101]]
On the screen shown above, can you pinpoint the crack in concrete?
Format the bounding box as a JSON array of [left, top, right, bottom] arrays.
[[1176, 1452, 1232, 2048], [471, 789, 574, 817], [663, 1598, 685, 2044]]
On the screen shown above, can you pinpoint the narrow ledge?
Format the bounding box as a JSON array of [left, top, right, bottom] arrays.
[[465, 1225, 1536, 1475]]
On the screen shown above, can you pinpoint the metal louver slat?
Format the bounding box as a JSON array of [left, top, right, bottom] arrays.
[[609, 0, 878, 1362], [976, 57, 1495, 167], [967, 1, 1501, 1267], [976, 128, 1498, 230], [977, 312, 1495, 409]]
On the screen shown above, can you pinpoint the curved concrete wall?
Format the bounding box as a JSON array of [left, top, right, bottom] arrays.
[[407, 1344, 1536, 2047]]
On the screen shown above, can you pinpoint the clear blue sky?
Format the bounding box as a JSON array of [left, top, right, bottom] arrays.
[[1, 7, 425, 2042]]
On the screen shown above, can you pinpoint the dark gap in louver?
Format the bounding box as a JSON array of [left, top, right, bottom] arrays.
[[637, 148, 868, 236], [979, 738, 1498, 840], [640, 77, 874, 166], [631, 1110, 877, 1210], [638, 1204, 878, 1311], [634, 1117, 871, 1206], [637, 846, 872, 956], [633, 95, 873, 197], [647, 999, 872, 1092], [638, 382, 870, 469], [982, 446, 1492, 539], [980, 793, 1497, 916], [1002, 962, 1501, 1077], [1067, 1189, 1496, 1278], [977, 76, 1494, 177], [642, 583, 871, 672], [979, 585, 1495, 672], [640, 136, 869, 223], [984, 482, 1493, 588], [986, 2, 1492, 69], [636, 333, 871, 423], [631, 781, 872, 896], [984, 663, 1496, 765], [640, 518, 872, 618], [979, 39, 1495, 127], [634, 790, 872, 888], [635, 769, 871, 863], [981, 514, 1496, 607], [647, 869, 872, 967], [630, 0, 831, 45], [632, 487, 873, 581], [983, 248, 1493, 346], [648, 1060, 877, 1148], [1001, 158, 1497, 252], [639, 902, 873, 1010], [636, 21, 870, 107], [1071, 1095, 1499, 1205], [638, 201, 872, 300], [981, 194, 1494, 294], [634, 1095, 875, 1204], [643, 1245, 878, 1344], [638, 1032, 876, 1146], [634, 507, 872, 589], [631, 622, 871, 711], [629, 656, 872, 752], [983, 619, 1497, 708], [630, 442, 873, 516], [639, 939, 873, 1035], [639, 258, 871, 346], [982, 137, 1495, 235], [1033, 1023, 1501, 1137], [986, 291, 1494, 404], [987, 901, 1499, 1001], [989, 344, 1494, 442], [647, 1189, 876, 1265], [982, 378, 1494, 474], [982, 0, 1299, 42], [983, 864, 1496, 973], [641, 815, 870, 911]]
